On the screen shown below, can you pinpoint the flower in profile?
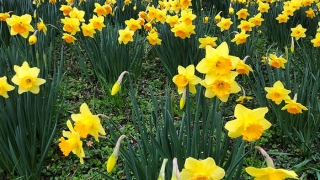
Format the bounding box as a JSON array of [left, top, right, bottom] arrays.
[[291, 24, 306, 40], [217, 17, 233, 32], [268, 54, 287, 69], [61, 17, 80, 35], [203, 16, 209, 24], [276, 13, 289, 23], [198, 36, 218, 48], [71, 103, 106, 141], [89, 15, 106, 31], [200, 72, 241, 102], [60, 5, 73, 16], [103, 4, 113, 15], [62, 33, 77, 44], [59, 120, 85, 164], [236, 8, 250, 19], [231, 31, 250, 45], [172, 65, 201, 94], [265, 81, 291, 105], [118, 28, 134, 44], [81, 23, 96, 38], [246, 146, 298, 179], [107, 135, 126, 173], [157, 158, 168, 180], [6, 14, 34, 38], [311, 33, 320, 47], [246, 167, 298, 180], [146, 29, 161, 46], [196, 42, 240, 76], [225, 104, 271, 141], [11, 61, 46, 94], [94, 3, 107, 16], [180, 157, 225, 180], [37, 18, 47, 35], [235, 56, 253, 75], [125, 18, 142, 31], [111, 71, 128, 95], [214, 11, 222, 23], [0, 76, 15, 98], [0, 12, 10, 21], [236, 95, 253, 104], [281, 94, 308, 114]]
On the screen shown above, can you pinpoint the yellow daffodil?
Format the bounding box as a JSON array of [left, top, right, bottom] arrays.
[[249, 13, 264, 26], [37, 18, 47, 35], [291, 24, 306, 40], [103, 4, 113, 15], [179, 10, 196, 25], [258, 2, 270, 13], [61, 17, 81, 35], [214, 11, 222, 23], [246, 167, 298, 180], [107, 135, 126, 173], [305, 8, 315, 18], [180, 157, 225, 180], [171, 22, 195, 39], [231, 31, 250, 45], [203, 16, 209, 24], [281, 94, 308, 114], [0, 76, 15, 98], [276, 13, 289, 23], [268, 54, 287, 69], [71, 103, 106, 141], [6, 14, 34, 38], [283, 6, 295, 16], [235, 59, 253, 75], [94, 3, 107, 16], [236, 8, 250, 19], [229, 7, 234, 14], [196, 42, 240, 76], [11, 61, 46, 94], [28, 34, 37, 45], [81, 23, 96, 38], [265, 81, 291, 105], [311, 33, 320, 47], [172, 64, 201, 94], [118, 28, 134, 44], [125, 18, 142, 31], [60, 5, 73, 16], [217, 17, 233, 32], [225, 104, 271, 141], [166, 15, 179, 27], [198, 36, 218, 48], [111, 71, 128, 95], [180, 0, 192, 8], [59, 120, 85, 164], [237, 20, 255, 32], [89, 15, 106, 31], [0, 12, 10, 21], [200, 72, 241, 102], [62, 33, 77, 44], [69, 7, 85, 22], [155, 9, 167, 24], [146, 29, 162, 46], [236, 95, 253, 104]]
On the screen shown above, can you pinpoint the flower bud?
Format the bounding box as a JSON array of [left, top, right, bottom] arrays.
[[106, 135, 126, 173], [29, 35, 37, 45], [158, 158, 168, 180], [111, 71, 128, 95]]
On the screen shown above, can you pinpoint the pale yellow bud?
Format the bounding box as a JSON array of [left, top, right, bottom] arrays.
[[29, 35, 37, 45], [106, 154, 117, 173], [111, 82, 120, 95]]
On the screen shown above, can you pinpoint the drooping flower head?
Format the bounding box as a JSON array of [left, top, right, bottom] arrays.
[[11, 61, 46, 94], [62, 33, 77, 44], [71, 103, 106, 141], [231, 31, 250, 45], [0, 76, 15, 98], [180, 157, 225, 180], [225, 104, 271, 142], [265, 81, 291, 105], [59, 120, 85, 164], [37, 18, 47, 35], [281, 94, 308, 114], [6, 14, 35, 38], [172, 64, 201, 94]]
